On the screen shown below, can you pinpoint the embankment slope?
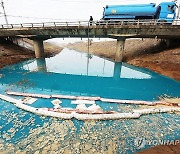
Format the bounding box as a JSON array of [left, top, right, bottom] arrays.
[[67, 39, 180, 81]]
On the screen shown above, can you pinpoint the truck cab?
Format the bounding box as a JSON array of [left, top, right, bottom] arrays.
[[158, 2, 176, 22]]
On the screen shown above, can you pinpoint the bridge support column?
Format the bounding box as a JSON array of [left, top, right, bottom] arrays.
[[113, 62, 122, 79], [33, 39, 44, 58], [36, 58, 47, 72], [115, 38, 126, 62]]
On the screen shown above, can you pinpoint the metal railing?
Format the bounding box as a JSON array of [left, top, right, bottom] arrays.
[[0, 19, 180, 29]]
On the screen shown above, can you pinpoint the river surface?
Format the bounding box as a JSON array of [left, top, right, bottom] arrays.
[[0, 48, 180, 153]]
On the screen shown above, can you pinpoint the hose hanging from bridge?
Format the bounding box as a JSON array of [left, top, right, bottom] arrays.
[[87, 20, 90, 55], [86, 19, 90, 75]]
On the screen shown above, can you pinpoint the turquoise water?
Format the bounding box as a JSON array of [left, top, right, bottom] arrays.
[[0, 48, 179, 153]]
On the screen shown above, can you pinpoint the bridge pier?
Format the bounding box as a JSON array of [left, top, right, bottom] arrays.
[[36, 58, 47, 72], [115, 38, 126, 62], [113, 62, 122, 79], [33, 39, 45, 58]]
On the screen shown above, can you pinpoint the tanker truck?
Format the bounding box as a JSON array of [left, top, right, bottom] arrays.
[[101, 1, 176, 23]]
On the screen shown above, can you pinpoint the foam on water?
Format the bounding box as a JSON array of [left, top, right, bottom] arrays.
[[0, 49, 179, 153]]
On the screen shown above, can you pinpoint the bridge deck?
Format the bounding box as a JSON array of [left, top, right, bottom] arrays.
[[0, 20, 180, 40]]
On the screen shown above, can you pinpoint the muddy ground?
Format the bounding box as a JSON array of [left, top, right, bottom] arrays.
[[66, 38, 180, 154], [0, 39, 63, 68], [0, 38, 179, 81], [0, 38, 179, 154], [67, 38, 180, 81], [137, 142, 180, 154]]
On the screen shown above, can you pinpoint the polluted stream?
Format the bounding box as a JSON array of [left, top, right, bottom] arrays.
[[0, 48, 180, 153]]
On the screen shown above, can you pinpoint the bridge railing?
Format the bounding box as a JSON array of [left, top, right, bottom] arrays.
[[0, 21, 90, 28], [0, 19, 180, 29]]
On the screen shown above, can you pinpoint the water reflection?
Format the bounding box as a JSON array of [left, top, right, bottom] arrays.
[[36, 58, 47, 72], [0, 49, 179, 101], [113, 62, 122, 79], [0, 49, 180, 153], [21, 49, 152, 79]]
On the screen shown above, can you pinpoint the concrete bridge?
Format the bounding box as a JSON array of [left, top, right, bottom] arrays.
[[0, 20, 180, 61]]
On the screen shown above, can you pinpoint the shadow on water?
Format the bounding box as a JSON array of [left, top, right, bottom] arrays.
[[0, 48, 179, 153]]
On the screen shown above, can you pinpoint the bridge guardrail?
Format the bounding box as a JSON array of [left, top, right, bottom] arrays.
[[0, 19, 180, 29]]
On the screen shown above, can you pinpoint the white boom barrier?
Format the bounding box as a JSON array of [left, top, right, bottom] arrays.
[[0, 93, 179, 120], [6, 91, 168, 106]]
